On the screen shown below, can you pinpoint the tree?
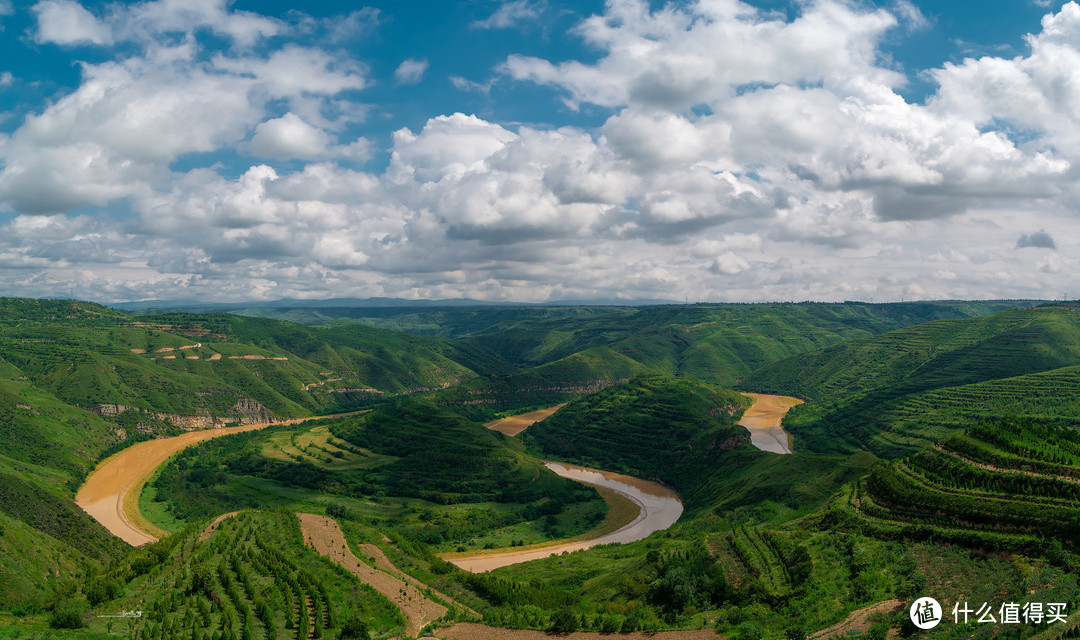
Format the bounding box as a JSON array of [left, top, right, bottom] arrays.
[[339, 615, 371, 640], [549, 609, 579, 633]]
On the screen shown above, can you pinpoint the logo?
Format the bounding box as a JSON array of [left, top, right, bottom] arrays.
[[911, 597, 942, 630]]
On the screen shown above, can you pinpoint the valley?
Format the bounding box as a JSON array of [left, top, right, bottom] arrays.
[[2, 298, 1080, 639]]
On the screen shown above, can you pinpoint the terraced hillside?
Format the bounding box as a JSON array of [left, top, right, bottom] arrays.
[[744, 306, 1080, 456], [67, 511, 404, 639], [829, 419, 1080, 550]]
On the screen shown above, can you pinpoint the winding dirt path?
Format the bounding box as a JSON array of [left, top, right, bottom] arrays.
[[199, 511, 242, 542], [297, 513, 449, 638], [738, 393, 803, 454], [808, 599, 902, 639], [76, 412, 360, 546]]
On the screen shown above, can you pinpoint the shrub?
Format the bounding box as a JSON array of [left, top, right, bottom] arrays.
[[339, 615, 371, 640], [549, 609, 579, 633], [49, 600, 87, 629]]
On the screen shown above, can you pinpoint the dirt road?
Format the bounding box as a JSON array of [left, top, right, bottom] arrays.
[[76, 413, 358, 546], [738, 393, 803, 454], [808, 599, 902, 639], [431, 622, 721, 639]]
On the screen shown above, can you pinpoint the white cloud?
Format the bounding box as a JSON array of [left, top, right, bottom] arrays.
[[394, 58, 428, 85], [0, 0, 13, 16], [125, 0, 282, 46], [893, 0, 929, 31], [2, 1, 366, 215], [249, 113, 371, 161], [0, 72, 12, 87], [250, 113, 333, 160], [8, 0, 1080, 304], [503, 0, 902, 110], [473, 1, 541, 29], [450, 75, 495, 94], [33, 0, 113, 46], [214, 45, 366, 99]]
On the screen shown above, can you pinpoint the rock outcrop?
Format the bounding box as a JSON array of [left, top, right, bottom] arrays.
[[91, 397, 280, 432]]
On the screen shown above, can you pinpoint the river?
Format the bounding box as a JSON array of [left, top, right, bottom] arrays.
[[737, 392, 803, 454], [448, 461, 683, 572]]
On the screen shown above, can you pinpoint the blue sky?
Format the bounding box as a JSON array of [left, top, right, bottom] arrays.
[[0, 0, 1078, 302]]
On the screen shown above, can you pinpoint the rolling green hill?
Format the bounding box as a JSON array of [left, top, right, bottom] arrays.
[[146, 399, 607, 552], [1, 295, 1074, 635], [330, 398, 593, 504], [519, 375, 873, 517], [521, 375, 751, 483], [744, 306, 1080, 456], [0, 299, 516, 610]]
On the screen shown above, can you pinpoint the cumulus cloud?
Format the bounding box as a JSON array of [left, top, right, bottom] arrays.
[[250, 113, 370, 161], [7, 0, 1080, 303], [503, 0, 903, 110], [2, 0, 367, 215], [250, 113, 333, 160], [33, 0, 112, 45], [394, 58, 428, 85]]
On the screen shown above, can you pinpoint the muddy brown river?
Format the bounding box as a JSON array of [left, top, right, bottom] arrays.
[[76, 413, 358, 546], [449, 462, 682, 572], [458, 402, 687, 578], [737, 392, 803, 454]]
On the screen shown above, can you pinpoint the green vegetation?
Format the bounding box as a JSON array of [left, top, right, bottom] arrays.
[[829, 419, 1080, 550], [521, 375, 750, 483], [745, 306, 1080, 457], [13, 510, 405, 639], [147, 402, 607, 551], [6, 295, 1080, 639]]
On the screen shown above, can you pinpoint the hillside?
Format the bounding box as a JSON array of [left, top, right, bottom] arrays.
[[827, 418, 1080, 550], [30, 511, 406, 639], [3, 295, 1078, 636], [743, 306, 1080, 456], [146, 400, 608, 552], [330, 398, 592, 504], [521, 375, 751, 483], [0, 298, 517, 609]]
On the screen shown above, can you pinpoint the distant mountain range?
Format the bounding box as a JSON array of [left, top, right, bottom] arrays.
[[108, 296, 683, 311]]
